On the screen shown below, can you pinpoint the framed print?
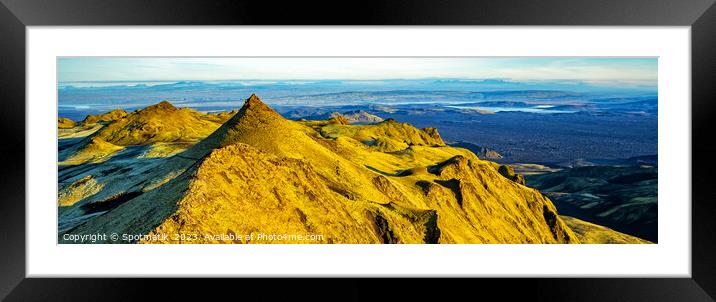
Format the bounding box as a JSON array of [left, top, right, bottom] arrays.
[[1, 0, 716, 301]]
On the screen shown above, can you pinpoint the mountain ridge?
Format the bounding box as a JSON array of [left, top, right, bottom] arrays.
[[58, 95, 645, 244]]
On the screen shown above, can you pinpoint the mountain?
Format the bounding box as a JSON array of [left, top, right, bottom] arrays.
[[525, 165, 657, 242], [315, 117, 445, 153], [59, 101, 234, 163], [80, 109, 128, 125], [94, 101, 222, 146], [329, 110, 384, 124], [58, 117, 77, 129], [58, 95, 645, 244]]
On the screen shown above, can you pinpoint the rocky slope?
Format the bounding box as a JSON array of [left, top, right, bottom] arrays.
[[60, 137, 125, 165], [561, 216, 651, 244], [58, 95, 640, 244]]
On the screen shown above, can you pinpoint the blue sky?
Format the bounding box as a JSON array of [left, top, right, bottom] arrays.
[[58, 57, 657, 85]]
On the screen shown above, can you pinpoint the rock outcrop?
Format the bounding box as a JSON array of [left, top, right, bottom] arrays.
[[498, 164, 526, 185], [80, 109, 128, 125], [330, 110, 384, 124], [58, 117, 77, 129]]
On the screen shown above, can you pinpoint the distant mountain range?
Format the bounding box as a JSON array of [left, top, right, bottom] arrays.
[[58, 79, 656, 109]]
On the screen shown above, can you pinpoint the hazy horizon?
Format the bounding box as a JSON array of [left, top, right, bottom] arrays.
[[58, 57, 658, 88]]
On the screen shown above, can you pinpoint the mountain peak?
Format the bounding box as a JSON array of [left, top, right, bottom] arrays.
[[234, 94, 282, 122], [182, 94, 290, 157], [243, 94, 270, 109], [143, 100, 177, 112]]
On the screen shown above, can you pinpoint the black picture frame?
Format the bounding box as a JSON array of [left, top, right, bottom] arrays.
[[1, 0, 715, 301]]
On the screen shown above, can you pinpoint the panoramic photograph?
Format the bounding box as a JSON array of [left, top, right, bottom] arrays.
[[57, 57, 657, 244]]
